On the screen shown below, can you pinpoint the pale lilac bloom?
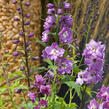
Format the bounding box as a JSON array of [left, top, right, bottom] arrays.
[[82, 68, 103, 84], [44, 16, 55, 30], [59, 27, 73, 43], [57, 9, 63, 15], [47, 3, 55, 8], [42, 42, 65, 61], [97, 85, 109, 101], [28, 91, 36, 103], [42, 30, 50, 42], [35, 74, 46, 87], [85, 55, 104, 72], [40, 85, 51, 96], [57, 58, 73, 74], [76, 70, 86, 85], [47, 8, 55, 15], [62, 2, 71, 10], [83, 39, 105, 59], [88, 99, 99, 109], [45, 16, 55, 24]]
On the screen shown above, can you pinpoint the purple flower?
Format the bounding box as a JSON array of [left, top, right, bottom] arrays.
[[59, 27, 73, 43], [25, 2, 31, 6], [47, 69, 54, 78], [15, 88, 22, 93], [39, 99, 48, 108], [26, 47, 30, 51], [97, 85, 109, 101], [76, 67, 104, 85], [28, 91, 36, 103], [88, 99, 99, 109], [47, 3, 55, 8], [35, 74, 46, 87], [42, 42, 65, 61], [5, 50, 9, 54], [32, 56, 39, 61], [19, 32, 24, 36], [25, 21, 30, 25], [17, 7, 20, 11], [76, 70, 86, 85], [62, 2, 71, 10], [57, 9, 63, 15], [47, 8, 55, 15], [13, 40, 20, 44], [26, 13, 31, 18], [12, 0, 17, 4], [42, 30, 50, 42], [26, 41, 31, 46], [21, 107, 24, 109], [20, 66, 25, 71], [102, 101, 109, 109], [84, 56, 104, 72], [13, 51, 19, 56], [28, 32, 34, 38], [43, 16, 55, 30], [34, 105, 40, 109], [83, 40, 105, 59], [40, 85, 51, 96], [56, 58, 73, 74], [59, 15, 73, 27], [14, 17, 20, 21], [82, 68, 103, 84]]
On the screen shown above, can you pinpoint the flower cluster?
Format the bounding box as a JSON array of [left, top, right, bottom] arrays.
[[76, 40, 105, 85], [42, 1, 73, 44], [28, 74, 51, 108], [88, 85, 109, 109], [28, 1, 74, 108]]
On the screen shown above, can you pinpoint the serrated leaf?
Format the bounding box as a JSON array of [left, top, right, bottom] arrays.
[[65, 81, 82, 100]]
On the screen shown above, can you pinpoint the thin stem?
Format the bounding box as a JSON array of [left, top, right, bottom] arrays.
[[79, 19, 92, 67], [0, 53, 15, 108], [20, 0, 30, 88], [69, 88, 72, 105], [79, 85, 87, 109], [64, 88, 70, 100]]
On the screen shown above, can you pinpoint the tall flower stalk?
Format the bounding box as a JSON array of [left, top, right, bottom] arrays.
[[19, 0, 30, 88]]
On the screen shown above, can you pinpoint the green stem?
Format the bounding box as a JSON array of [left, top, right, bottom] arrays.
[[64, 88, 70, 100], [79, 19, 93, 67], [69, 88, 72, 105], [79, 85, 87, 109]]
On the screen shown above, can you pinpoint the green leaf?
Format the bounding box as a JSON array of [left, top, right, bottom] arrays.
[[32, 67, 48, 73], [4, 53, 9, 57], [61, 75, 76, 83], [73, 64, 80, 74], [86, 87, 92, 97], [35, 37, 47, 47], [44, 59, 53, 65], [65, 81, 82, 100], [68, 44, 76, 50], [48, 65, 58, 74]]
